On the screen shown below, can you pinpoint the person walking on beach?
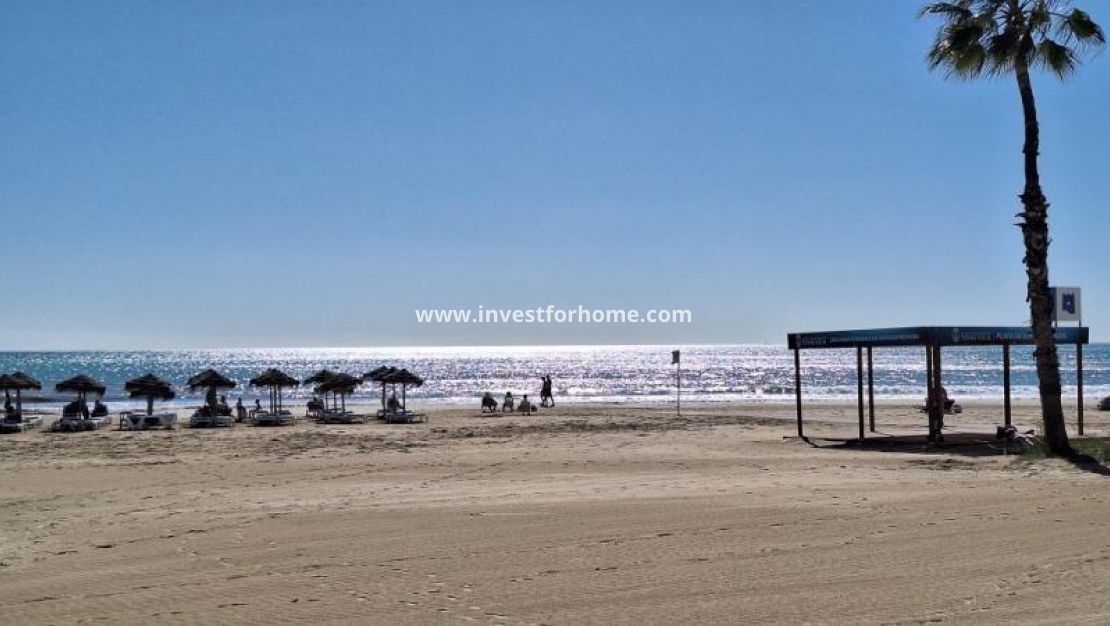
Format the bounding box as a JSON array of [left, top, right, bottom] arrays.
[[540, 375, 554, 407]]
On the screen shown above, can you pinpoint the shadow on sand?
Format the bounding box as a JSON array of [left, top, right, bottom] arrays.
[[794, 431, 1110, 476]]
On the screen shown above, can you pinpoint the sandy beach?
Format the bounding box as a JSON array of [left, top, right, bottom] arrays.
[[1, 401, 1108, 624]]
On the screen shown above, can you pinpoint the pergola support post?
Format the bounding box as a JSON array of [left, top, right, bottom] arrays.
[[793, 347, 803, 438], [1003, 343, 1012, 428], [927, 345, 945, 443], [867, 346, 875, 432], [1077, 342, 1084, 437], [856, 346, 865, 441]]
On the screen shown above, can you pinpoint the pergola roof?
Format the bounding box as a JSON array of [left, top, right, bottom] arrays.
[[788, 326, 1089, 350], [787, 324, 1091, 442]]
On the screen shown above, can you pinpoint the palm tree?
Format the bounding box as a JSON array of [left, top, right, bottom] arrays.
[[919, 1, 1104, 457]]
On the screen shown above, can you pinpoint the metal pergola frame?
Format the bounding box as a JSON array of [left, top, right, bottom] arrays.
[[786, 326, 1090, 440]]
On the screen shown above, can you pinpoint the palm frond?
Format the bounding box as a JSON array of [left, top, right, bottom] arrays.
[[918, 2, 973, 19], [1034, 38, 1079, 77], [919, 0, 1104, 82], [1060, 8, 1106, 49]]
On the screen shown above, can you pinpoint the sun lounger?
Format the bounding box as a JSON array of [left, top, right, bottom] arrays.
[[319, 409, 367, 424], [120, 411, 178, 430], [380, 409, 427, 424], [251, 410, 295, 426], [0, 412, 44, 433], [52, 414, 110, 432], [189, 410, 235, 428]]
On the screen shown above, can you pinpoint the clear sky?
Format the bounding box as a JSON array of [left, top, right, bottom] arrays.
[[1, 1, 1107, 349]]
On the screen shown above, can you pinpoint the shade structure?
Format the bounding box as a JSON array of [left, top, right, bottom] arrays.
[[1, 372, 43, 391], [124, 373, 176, 416], [249, 368, 299, 414], [304, 368, 338, 385], [381, 368, 424, 411], [187, 369, 237, 411], [315, 373, 362, 413], [55, 374, 107, 398], [364, 366, 397, 410], [0, 371, 43, 414], [787, 325, 1092, 441], [186, 369, 236, 390]]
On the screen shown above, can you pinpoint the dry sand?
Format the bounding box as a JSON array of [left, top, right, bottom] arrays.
[[2, 401, 1110, 624]]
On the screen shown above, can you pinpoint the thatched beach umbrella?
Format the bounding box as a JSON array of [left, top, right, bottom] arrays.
[[382, 368, 424, 411], [55, 374, 107, 400], [124, 373, 176, 416], [315, 373, 361, 414], [304, 368, 337, 384], [187, 369, 236, 412], [249, 368, 299, 414], [0, 371, 42, 414], [364, 366, 397, 410]]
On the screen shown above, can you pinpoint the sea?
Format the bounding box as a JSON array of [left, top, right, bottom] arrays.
[[1, 344, 1107, 411]]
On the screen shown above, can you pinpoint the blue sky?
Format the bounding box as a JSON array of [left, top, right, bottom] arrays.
[[1, 1, 1107, 349]]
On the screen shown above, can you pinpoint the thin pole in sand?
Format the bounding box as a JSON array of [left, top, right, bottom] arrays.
[[676, 359, 681, 417], [793, 347, 803, 438], [867, 346, 875, 433], [672, 350, 681, 417], [1003, 343, 1012, 428], [856, 346, 864, 441], [1077, 341, 1084, 436]]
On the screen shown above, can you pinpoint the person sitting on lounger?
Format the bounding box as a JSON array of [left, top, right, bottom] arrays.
[[307, 397, 324, 414], [4, 399, 17, 420], [502, 392, 514, 413], [481, 392, 498, 413], [387, 394, 402, 412], [91, 397, 108, 418], [217, 395, 232, 416], [62, 400, 82, 419], [518, 394, 533, 415]]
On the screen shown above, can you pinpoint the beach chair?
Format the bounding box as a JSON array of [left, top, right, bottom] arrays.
[[120, 411, 178, 430], [481, 393, 498, 413], [251, 410, 295, 426], [383, 409, 427, 424], [54, 404, 95, 432], [190, 408, 234, 428], [0, 411, 43, 433], [320, 409, 367, 424]]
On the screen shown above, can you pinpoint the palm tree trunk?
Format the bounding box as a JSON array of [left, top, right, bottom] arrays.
[[1014, 55, 1072, 457]]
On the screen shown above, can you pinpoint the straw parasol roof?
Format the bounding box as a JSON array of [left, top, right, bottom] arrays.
[[0, 372, 43, 391], [382, 368, 424, 387], [303, 368, 338, 385], [381, 368, 424, 411], [1, 371, 43, 413], [250, 369, 299, 388], [315, 373, 362, 394], [315, 373, 361, 413], [363, 366, 395, 382], [55, 374, 107, 396], [250, 369, 299, 414], [125, 373, 176, 415], [125, 373, 175, 397], [186, 369, 236, 391], [364, 366, 397, 409]]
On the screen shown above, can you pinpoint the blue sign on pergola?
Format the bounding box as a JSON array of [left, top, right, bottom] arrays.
[[786, 326, 1090, 441]]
